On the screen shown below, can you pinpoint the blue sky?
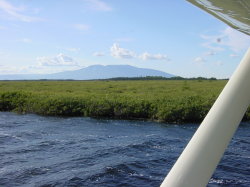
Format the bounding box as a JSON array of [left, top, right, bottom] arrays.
[[0, 0, 249, 78]]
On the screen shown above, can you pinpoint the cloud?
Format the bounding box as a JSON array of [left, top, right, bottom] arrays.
[[93, 52, 105, 57], [0, 0, 42, 22], [0, 64, 33, 74], [27, 64, 82, 74], [110, 43, 169, 61], [36, 53, 79, 66], [73, 24, 90, 31], [139, 52, 169, 61], [110, 43, 135, 59], [0, 64, 23, 74], [84, 0, 112, 11], [193, 51, 217, 65], [0, 64, 83, 74], [0, 54, 82, 74], [201, 34, 225, 52], [221, 27, 250, 52], [201, 27, 250, 53], [202, 43, 225, 52], [193, 50, 216, 65], [194, 57, 206, 64]]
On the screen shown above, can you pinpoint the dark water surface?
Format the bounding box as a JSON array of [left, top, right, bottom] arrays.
[[0, 112, 249, 187]]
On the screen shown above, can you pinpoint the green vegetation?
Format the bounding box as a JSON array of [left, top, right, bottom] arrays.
[[0, 80, 249, 123]]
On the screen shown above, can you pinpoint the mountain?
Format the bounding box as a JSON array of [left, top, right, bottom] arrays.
[[0, 65, 175, 80]]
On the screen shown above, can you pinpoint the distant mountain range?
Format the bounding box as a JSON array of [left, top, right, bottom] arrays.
[[0, 65, 175, 80]]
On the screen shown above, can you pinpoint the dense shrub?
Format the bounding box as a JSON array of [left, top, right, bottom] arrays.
[[0, 91, 31, 112], [0, 80, 248, 123]]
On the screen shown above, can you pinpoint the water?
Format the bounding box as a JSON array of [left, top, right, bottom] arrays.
[[0, 112, 249, 187]]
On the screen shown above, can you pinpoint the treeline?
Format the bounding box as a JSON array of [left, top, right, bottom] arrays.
[[105, 76, 220, 81], [0, 76, 223, 81]]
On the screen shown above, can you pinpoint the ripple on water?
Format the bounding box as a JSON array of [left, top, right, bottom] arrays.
[[0, 112, 249, 187]]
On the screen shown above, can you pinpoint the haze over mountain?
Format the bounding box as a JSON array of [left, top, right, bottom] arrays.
[[0, 65, 175, 80]]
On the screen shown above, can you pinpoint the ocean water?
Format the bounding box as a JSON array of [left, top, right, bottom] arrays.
[[0, 112, 249, 187]]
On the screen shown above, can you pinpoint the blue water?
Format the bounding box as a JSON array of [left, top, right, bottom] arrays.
[[0, 112, 249, 187]]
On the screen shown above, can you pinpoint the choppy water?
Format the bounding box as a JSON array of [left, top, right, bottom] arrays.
[[0, 112, 249, 187]]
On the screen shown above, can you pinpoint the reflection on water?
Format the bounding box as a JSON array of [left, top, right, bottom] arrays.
[[187, 0, 250, 35]]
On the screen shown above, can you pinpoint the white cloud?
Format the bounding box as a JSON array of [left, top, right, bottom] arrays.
[[27, 64, 82, 74], [201, 34, 225, 52], [139, 52, 169, 61], [193, 51, 216, 65], [110, 43, 170, 61], [0, 65, 23, 74], [202, 43, 225, 52], [73, 24, 90, 31], [221, 27, 250, 52], [201, 27, 250, 53], [0, 64, 32, 74], [0, 0, 42, 22], [84, 0, 112, 11], [36, 53, 79, 66], [0, 53, 82, 74], [110, 43, 135, 59], [93, 52, 105, 57], [0, 64, 83, 74], [194, 57, 206, 64]]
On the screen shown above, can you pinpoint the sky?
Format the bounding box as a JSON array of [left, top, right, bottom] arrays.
[[0, 0, 249, 78]]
